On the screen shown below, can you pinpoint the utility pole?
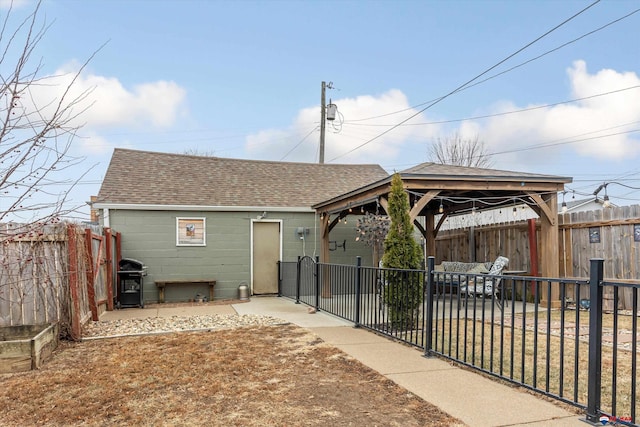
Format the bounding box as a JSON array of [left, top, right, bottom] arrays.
[[319, 81, 327, 164]]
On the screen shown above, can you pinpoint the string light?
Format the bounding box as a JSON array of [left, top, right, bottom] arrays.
[[331, 189, 604, 226]]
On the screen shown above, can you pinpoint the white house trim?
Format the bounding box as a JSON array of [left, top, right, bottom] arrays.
[[92, 203, 314, 213]]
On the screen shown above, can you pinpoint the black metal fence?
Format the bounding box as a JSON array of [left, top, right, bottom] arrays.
[[278, 256, 640, 425]]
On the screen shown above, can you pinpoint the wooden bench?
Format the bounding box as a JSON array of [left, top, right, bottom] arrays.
[[154, 279, 216, 303]]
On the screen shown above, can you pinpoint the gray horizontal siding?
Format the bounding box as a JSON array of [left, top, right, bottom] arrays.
[[108, 209, 374, 303]]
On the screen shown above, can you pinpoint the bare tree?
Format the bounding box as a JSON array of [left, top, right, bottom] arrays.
[[182, 148, 217, 157], [428, 133, 493, 168], [0, 1, 96, 242]]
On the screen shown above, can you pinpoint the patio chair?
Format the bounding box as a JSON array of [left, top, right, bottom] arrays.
[[459, 256, 509, 309]]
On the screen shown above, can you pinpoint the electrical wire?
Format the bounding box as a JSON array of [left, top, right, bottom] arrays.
[[328, 0, 602, 162], [485, 129, 640, 158], [73, 4, 633, 167], [378, 120, 640, 174], [342, 5, 636, 125], [344, 86, 640, 128], [279, 125, 319, 161]]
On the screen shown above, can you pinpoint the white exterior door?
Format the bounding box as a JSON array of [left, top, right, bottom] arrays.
[[252, 221, 281, 294]]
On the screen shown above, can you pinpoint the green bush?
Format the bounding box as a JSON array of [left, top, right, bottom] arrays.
[[381, 174, 424, 329]]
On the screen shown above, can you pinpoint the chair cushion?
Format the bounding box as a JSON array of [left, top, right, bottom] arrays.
[[468, 263, 490, 274], [488, 256, 509, 275]]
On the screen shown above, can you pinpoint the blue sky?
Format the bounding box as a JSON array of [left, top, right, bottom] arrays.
[[2, 0, 640, 221]]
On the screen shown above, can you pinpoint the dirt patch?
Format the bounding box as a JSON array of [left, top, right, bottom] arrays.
[[0, 324, 464, 426]]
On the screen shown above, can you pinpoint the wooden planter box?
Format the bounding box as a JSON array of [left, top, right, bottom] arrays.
[[0, 323, 59, 374]]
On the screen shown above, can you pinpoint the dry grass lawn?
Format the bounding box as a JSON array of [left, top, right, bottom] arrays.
[[0, 324, 464, 426]]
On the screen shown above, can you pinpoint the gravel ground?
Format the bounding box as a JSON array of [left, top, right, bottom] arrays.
[[82, 314, 287, 339]]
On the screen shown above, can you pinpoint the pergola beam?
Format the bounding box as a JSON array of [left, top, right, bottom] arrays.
[[410, 190, 440, 223], [527, 192, 556, 225]]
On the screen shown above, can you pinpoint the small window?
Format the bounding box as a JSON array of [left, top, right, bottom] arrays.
[[176, 217, 206, 246]]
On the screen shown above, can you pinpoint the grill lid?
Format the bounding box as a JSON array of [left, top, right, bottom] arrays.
[[118, 258, 147, 275]]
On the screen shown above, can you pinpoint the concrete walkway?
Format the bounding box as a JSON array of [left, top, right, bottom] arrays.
[[102, 297, 585, 427]]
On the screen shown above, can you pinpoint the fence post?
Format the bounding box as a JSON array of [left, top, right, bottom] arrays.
[[67, 225, 82, 340], [355, 256, 362, 328], [277, 261, 282, 297], [315, 256, 320, 311], [424, 256, 435, 357], [104, 228, 114, 311], [84, 228, 99, 321], [586, 258, 604, 423], [295, 256, 301, 304]]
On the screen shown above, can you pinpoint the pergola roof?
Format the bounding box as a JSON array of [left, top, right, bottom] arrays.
[[313, 162, 572, 217], [314, 162, 572, 286]]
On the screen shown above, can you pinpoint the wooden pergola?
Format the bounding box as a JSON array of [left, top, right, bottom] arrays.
[[312, 163, 572, 306]]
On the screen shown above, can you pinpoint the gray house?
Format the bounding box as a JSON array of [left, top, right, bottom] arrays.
[[93, 148, 388, 303]]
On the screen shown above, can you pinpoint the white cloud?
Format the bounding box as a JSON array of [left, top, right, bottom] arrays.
[[469, 61, 640, 168], [245, 89, 441, 165], [247, 62, 640, 173], [7, 62, 188, 164], [20, 62, 188, 132], [0, 0, 30, 10], [76, 132, 115, 155]]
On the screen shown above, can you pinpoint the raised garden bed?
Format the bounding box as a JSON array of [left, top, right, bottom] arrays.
[[0, 323, 59, 374]]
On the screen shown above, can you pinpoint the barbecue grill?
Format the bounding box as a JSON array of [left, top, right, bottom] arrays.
[[117, 258, 147, 308]]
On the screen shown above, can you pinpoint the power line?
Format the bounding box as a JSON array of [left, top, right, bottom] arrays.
[[340, 117, 640, 172], [328, 0, 602, 162], [279, 126, 318, 161], [344, 86, 640, 128], [78, 2, 634, 165], [342, 5, 636, 125], [486, 127, 640, 157]]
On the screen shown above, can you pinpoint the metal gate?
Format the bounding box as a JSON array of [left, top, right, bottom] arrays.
[[297, 256, 317, 306]]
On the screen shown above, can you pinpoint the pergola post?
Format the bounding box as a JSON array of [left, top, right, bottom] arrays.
[[320, 213, 329, 263], [529, 191, 561, 307], [425, 212, 436, 258], [320, 214, 331, 297]]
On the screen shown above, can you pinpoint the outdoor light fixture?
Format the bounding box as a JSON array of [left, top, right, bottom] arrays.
[[438, 199, 444, 214], [594, 182, 612, 208], [512, 206, 517, 217], [561, 191, 568, 214]]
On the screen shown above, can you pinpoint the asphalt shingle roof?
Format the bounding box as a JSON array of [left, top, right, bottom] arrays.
[[399, 162, 571, 182], [96, 149, 390, 208]]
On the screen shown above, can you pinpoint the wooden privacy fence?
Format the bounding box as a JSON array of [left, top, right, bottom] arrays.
[[0, 223, 120, 339], [435, 204, 640, 310]]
